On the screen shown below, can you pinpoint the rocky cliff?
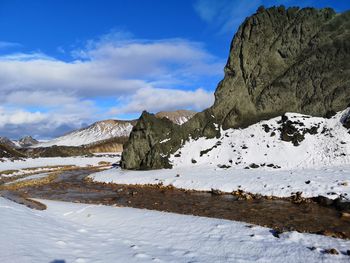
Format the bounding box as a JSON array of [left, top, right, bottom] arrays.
[[121, 6, 350, 170]]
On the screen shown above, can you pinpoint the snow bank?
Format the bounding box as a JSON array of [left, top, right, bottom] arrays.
[[1, 197, 349, 262], [170, 111, 350, 169], [0, 155, 120, 177], [91, 165, 350, 199]]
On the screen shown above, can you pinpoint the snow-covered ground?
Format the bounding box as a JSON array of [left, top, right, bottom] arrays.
[[90, 165, 350, 199], [91, 110, 350, 199], [0, 155, 120, 178], [1, 197, 349, 263], [170, 110, 350, 169]]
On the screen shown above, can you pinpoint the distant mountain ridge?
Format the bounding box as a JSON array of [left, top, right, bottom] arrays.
[[34, 120, 136, 148], [0, 136, 38, 149], [32, 110, 196, 148]]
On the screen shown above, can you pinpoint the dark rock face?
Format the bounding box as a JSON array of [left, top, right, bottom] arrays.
[[121, 6, 350, 170], [121, 112, 179, 169], [213, 6, 349, 129]]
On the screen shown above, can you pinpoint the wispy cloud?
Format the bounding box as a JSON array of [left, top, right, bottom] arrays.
[[0, 41, 21, 49]]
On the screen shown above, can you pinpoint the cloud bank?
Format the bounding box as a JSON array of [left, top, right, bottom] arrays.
[[0, 34, 222, 138]]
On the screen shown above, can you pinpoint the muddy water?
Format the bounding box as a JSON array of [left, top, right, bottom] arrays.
[[15, 169, 350, 238]]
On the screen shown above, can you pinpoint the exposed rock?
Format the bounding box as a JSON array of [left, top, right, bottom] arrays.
[[341, 109, 350, 129], [249, 163, 260, 169], [121, 112, 179, 169], [291, 191, 304, 204], [323, 248, 339, 255], [122, 6, 350, 170]]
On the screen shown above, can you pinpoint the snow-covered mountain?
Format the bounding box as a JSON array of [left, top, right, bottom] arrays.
[[0, 137, 18, 149], [0, 136, 39, 149], [32, 111, 196, 148], [155, 110, 196, 125], [18, 136, 39, 147], [169, 109, 350, 170], [34, 120, 135, 148]]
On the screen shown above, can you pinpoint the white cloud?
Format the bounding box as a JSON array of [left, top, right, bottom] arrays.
[[0, 32, 223, 138], [0, 36, 222, 98], [111, 87, 214, 115], [0, 107, 46, 127]]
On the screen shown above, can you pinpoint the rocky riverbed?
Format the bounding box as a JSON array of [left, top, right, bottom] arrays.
[[1, 168, 349, 239]]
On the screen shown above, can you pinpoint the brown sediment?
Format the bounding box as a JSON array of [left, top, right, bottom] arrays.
[[0, 190, 46, 210], [4, 168, 350, 239]]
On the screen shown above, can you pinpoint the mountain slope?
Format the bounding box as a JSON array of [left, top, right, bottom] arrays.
[[34, 120, 135, 148], [170, 109, 350, 170], [33, 110, 196, 149], [121, 6, 350, 170], [0, 137, 18, 149], [18, 136, 39, 147], [155, 110, 196, 125], [0, 144, 26, 158]]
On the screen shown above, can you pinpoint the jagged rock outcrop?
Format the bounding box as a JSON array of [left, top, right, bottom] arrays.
[[214, 6, 349, 129], [121, 6, 350, 170], [121, 112, 180, 169]]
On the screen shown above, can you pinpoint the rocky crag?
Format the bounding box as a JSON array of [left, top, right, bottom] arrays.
[[121, 6, 350, 170]]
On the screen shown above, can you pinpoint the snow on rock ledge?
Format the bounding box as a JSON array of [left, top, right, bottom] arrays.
[[170, 110, 350, 170]]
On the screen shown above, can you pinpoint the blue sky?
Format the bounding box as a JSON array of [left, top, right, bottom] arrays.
[[0, 0, 349, 139]]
